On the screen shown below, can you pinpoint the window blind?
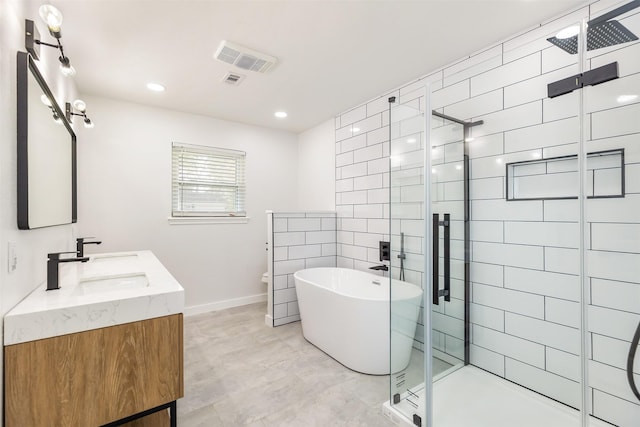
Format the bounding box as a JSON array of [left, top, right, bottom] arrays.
[[172, 142, 246, 217]]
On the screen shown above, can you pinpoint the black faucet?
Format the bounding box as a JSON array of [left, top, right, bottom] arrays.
[[369, 264, 389, 272], [76, 237, 102, 258], [47, 252, 89, 291]]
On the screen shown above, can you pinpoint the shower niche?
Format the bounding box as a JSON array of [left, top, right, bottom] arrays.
[[505, 149, 625, 200]]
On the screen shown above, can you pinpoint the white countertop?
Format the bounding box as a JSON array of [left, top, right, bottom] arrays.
[[4, 250, 184, 346]]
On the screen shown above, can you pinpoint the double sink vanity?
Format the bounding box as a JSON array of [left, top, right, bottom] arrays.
[[4, 250, 185, 426]]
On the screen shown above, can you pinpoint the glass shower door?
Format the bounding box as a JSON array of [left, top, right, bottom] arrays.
[[429, 113, 467, 375], [426, 18, 584, 427], [388, 97, 427, 422], [582, 2, 640, 425], [388, 96, 467, 424]]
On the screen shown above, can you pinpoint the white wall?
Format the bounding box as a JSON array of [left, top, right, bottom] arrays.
[[76, 96, 299, 312], [1, 0, 80, 420], [297, 119, 335, 210]]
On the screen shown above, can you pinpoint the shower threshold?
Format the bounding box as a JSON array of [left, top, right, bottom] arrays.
[[383, 366, 611, 427]]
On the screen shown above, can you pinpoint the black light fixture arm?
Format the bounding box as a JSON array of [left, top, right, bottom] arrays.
[[65, 102, 94, 128], [34, 39, 58, 49], [34, 37, 70, 63]]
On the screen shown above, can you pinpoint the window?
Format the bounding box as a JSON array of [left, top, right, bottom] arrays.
[[171, 142, 246, 217]]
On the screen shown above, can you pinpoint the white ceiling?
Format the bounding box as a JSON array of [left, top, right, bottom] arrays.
[[51, 0, 588, 133]]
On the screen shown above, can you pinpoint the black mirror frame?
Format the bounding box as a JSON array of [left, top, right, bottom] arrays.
[[17, 51, 77, 230]]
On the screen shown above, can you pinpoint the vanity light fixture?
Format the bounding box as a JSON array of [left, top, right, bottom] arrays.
[[66, 100, 94, 128], [24, 5, 75, 76]]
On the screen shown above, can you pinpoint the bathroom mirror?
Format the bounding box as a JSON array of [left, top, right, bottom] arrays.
[[17, 51, 76, 229]]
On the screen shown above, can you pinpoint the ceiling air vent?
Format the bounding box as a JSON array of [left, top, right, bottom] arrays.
[[222, 72, 246, 86], [214, 40, 277, 73]]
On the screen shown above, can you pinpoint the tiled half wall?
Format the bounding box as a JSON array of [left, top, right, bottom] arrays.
[[268, 211, 337, 326]]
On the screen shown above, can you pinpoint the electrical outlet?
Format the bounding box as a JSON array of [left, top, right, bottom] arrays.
[[8, 242, 17, 274]]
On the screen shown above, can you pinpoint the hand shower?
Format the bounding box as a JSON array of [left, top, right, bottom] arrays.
[[398, 232, 406, 281]]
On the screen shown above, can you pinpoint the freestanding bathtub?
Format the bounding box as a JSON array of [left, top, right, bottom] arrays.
[[293, 267, 423, 375]]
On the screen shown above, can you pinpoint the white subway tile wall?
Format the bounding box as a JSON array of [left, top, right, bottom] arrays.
[[271, 212, 336, 326], [333, 2, 640, 423]]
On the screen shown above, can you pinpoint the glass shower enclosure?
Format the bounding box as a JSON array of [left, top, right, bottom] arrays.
[[387, 1, 640, 426]]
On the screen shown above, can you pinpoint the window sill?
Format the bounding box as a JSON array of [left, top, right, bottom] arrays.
[[168, 216, 250, 225]]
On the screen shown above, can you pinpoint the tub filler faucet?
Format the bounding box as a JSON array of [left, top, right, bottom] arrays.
[[47, 252, 89, 291]]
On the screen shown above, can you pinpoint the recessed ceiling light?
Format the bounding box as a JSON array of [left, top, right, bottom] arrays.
[[146, 82, 165, 92], [274, 111, 287, 118], [617, 94, 638, 103], [556, 25, 580, 39]]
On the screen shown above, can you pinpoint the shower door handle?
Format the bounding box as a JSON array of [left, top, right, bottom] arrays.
[[432, 213, 451, 305], [443, 214, 451, 302], [432, 214, 439, 305]]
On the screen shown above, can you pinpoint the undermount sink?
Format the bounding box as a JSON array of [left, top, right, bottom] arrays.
[[73, 272, 149, 296], [90, 253, 139, 262]]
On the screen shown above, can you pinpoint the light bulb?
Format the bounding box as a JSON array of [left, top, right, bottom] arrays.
[[38, 5, 63, 32], [40, 94, 52, 107], [73, 99, 86, 112], [60, 63, 76, 77]]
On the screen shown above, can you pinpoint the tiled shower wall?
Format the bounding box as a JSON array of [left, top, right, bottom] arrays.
[[270, 211, 336, 326], [334, 1, 640, 424]]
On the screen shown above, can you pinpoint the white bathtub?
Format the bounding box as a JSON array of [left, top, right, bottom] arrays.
[[293, 267, 423, 375]]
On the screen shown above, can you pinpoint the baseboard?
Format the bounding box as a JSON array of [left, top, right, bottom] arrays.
[[184, 293, 267, 316], [264, 314, 273, 327]]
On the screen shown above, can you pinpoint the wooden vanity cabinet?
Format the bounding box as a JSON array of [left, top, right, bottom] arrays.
[[4, 314, 183, 427]]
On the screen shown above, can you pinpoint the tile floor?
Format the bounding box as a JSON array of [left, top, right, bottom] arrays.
[[178, 303, 396, 426]]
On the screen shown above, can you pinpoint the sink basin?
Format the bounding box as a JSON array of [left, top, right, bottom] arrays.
[[73, 272, 149, 296], [90, 253, 138, 263]]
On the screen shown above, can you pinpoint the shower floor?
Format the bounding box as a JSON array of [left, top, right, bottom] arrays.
[[384, 365, 612, 427]]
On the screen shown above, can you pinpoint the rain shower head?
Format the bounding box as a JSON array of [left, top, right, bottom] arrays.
[[547, 20, 638, 54], [547, 0, 640, 54]]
